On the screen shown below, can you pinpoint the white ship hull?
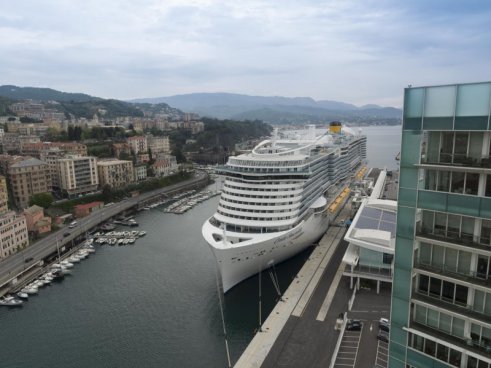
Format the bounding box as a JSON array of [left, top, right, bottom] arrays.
[[202, 212, 329, 292]]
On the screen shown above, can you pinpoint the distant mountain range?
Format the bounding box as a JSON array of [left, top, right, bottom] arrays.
[[130, 92, 402, 124], [0, 85, 183, 119]]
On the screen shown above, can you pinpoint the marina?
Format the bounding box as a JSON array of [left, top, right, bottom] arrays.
[[0, 191, 296, 368]]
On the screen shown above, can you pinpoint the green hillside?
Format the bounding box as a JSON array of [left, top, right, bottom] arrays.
[[58, 99, 144, 119], [0, 85, 100, 102], [0, 85, 184, 119]]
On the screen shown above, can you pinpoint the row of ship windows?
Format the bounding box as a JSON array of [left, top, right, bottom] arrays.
[[219, 204, 295, 214], [221, 197, 297, 207], [217, 209, 296, 222], [228, 159, 304, 167], [209, 217, 292, 233], [225, 178, 301, 186], [223, 183, 301, 192], [221, 189, 297, 199]]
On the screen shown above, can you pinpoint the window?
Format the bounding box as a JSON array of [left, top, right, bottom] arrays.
[[383, 253, 393, 264]]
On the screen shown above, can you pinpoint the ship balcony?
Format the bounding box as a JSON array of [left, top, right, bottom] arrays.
[[220, 191, 302, 204], [214, 212, 296, 228], [216, 165, 310, 175], [221, 187, 304, 197], [218, 201, 300, 212], [216, 205, 299, 220]]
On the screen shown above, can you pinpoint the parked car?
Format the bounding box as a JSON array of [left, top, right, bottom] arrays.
[[24, 257, 33, 263], [377, 330, 389, 343], [379, 318, 390, 332], [346, 319, 362, 331], [68, 221, 77, 228]]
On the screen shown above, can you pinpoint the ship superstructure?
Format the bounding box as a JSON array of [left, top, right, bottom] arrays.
[[202, 123, 367, 292]]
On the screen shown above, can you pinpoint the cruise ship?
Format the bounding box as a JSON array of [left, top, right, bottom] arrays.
[[202, 123, 367, 292]]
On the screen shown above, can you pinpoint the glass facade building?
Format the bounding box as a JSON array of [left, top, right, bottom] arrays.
[[390, 82, 491, 368]]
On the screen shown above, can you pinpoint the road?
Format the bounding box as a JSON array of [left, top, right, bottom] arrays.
[[0, 171, 208, 286]]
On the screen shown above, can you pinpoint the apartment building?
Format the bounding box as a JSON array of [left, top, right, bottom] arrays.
[[147, 135, 170, 154], [152, 155, 178, 177], [112, 142, 131, 158], [97, 159, 134, 189], [58, 156, 98, 197], [127, 135, 148, 154], [0, 175, 8, 214], [39, 148, 66, 189], [9, 158, 51, 209], [0, 211, 29, 260], [134, 165, 147, 181], [21, 142, 87, 158], [390, 82, 491, 368]]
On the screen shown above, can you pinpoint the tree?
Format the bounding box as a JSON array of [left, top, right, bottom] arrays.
[[101, 184, 113, 201], [29, 192, 54, 209]]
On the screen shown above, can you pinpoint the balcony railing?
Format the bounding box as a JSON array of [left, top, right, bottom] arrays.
[[412, 290, 491, 325], [414, 260, 491, 290], [410, 321, 491, 359], [416, 229, 491, 253], [344, 264, 393, 278], [421, 154, 491, 169]]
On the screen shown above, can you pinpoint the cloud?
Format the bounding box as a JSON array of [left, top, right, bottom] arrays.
[[1, 0, 491, 106]]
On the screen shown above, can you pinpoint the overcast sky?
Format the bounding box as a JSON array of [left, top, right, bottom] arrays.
[[1, 0, 491, 107]]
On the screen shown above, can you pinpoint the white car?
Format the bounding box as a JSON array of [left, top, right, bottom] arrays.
[[68, 221, 78, 228]]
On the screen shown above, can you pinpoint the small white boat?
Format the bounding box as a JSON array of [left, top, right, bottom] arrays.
[[0, 296, 23, 307], [22, 287, 37, 295], [84, 246, 96, 253], [51, 269, 65, 280], [77, 251, 89, 259], [128, 238, 135, 244], [17, 292, 29, 299], [69, 255, 81, 263], [61, 260, 74, 268], [139, 231, 146, 236], [27, 283, 39, 291]]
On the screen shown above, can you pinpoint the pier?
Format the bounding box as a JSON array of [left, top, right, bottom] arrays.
[[235, 205, 352, 368]]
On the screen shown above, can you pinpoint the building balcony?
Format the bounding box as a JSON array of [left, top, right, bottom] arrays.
[[420, 155, 491, 169], [343, 264, 393, 282], [410, 321, 491, 360], [412, 290, 491, 325], [416, 229, 491, 255], [414, 260, 491, 290]]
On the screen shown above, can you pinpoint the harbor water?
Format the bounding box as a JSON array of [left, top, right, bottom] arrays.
[[0, 125, 402, 368]]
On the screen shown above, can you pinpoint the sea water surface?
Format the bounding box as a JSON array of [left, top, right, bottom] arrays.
[[0, 125, 402, 368]]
